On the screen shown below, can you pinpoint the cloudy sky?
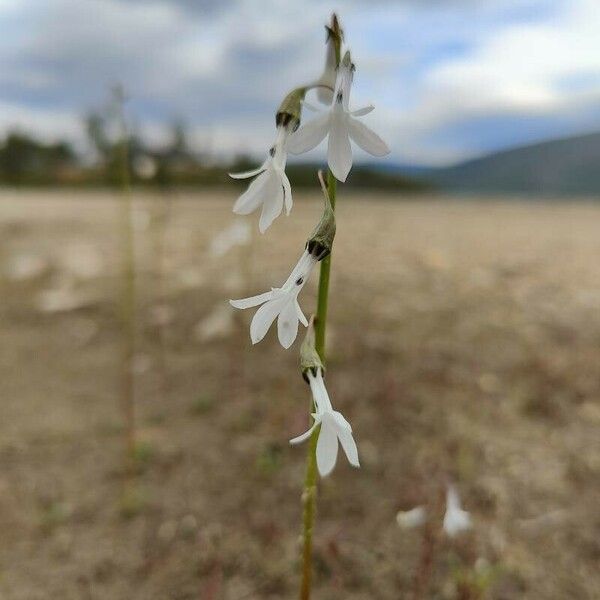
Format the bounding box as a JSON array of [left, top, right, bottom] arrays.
[[1, 0, 599, 165]]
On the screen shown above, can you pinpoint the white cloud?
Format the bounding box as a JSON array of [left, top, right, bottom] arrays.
[[0, 0, 599, 165], [406, 0, 600, 129], [347, 0, 600, 163], [431, 1, 600, 109]]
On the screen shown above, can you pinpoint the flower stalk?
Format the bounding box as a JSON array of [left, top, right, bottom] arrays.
[[300, 169, 336, 600], [299, 16, 342, 598], [225, 12, 387, 598], [113, 84, 137, 478], [314, 170, 337, 355]]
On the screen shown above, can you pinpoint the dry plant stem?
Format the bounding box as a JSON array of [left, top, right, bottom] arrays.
[[300, 169, 337, 600], [152, 191, 171, 398], [412, 484, 444, 599], [117, 106, 137, 477], [412, 522, 437, 600]]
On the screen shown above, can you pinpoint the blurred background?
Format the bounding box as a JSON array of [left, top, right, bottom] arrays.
[[0, 1, 599, 598]]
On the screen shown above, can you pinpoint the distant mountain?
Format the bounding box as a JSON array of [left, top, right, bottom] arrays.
[[371, 162, 434, 178], [241, 131, 600, 196], [422, 132, 600, 196], [282, 162, 429, 191]]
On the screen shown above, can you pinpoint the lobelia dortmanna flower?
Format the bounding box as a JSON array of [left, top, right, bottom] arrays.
[[290, 368, 359, 477], [228, 73, 311, 233], [229, 122, 294, 233], [395, 484, 472, 536], [290, 319, 359, 477], [228, 14, 388, 594], [443, 485, 472, 537], [230, 249, 316, 349], [287, 50, 390, 182]]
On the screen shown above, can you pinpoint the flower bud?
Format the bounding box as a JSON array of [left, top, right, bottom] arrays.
[[306, 171, 336, 261], [276, 87, 305, 131], [316, 14, 343, 103], [325, 13, 343, 67], [300, 316, 323, 382]]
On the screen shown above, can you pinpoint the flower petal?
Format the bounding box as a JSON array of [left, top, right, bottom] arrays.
[[396, 506, 427, 529], [347, 117, 390, 157], [289, 420, 320, 445], [249, 296, 287, 344], [287, 112, 330, 155], [350, 105, 374, 117], [295, 298, 308, 327], [443, 486, 472, 537], [316, 87, 334, 105], [443, 508, 472, 537], [233, 170, 271, 215], [282, 250, 316, 289], [277, 298, 299, 349], [316, 422, 338, 477], [229, 291, 273, 310], [315, 35, 336, 105], [280, 169, 293, 216], [310, 371, 333, 413], [229, 163, 267, 179], [332, 411, 352, 431], [258, 172, 284, 233], [337, 427, 360, 468], [327, 112, 352, 182]]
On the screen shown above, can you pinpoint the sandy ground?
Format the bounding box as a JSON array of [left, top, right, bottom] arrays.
[[0, 189, 598, 599]]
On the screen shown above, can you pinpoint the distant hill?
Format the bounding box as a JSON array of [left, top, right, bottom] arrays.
[[284, 163, 428, 192], [423, 132, 600, 196]]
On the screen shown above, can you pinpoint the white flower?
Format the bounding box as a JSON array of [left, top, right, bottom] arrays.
[[229, 250, 317, 348], [443, 485, 472, 537], [195, 303, 235, 342], [229, 125, 293, 233], [5, 253, 47, 281], [209, 220, 251, 257], [288, 51, 390, 183], [290, 368, 359, 477], [396, 506, 427, 529]]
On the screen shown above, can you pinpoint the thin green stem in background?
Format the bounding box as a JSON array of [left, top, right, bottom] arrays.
[[151, 191, 171, 400], [299, 168, 337, 600], [114, 87, 137, 477]]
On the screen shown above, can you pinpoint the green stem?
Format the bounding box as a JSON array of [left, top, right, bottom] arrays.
[[299, 168, 337, 600], [116, 98, 137, 476], [315, 171, 336, 358]]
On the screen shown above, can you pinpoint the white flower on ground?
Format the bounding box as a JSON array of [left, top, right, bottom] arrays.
[[195, 303, 235, 342], [396, 506, 427, 529], [229, 125, 293, 233], [290, 368, 359, 477], [209, 220, 251, 257], [37, 283, 90, 313], [443, 485, 472, 537], [230, 250, 317, 348], [5, 253, 47, 281], [288, 51, 390, 183]]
